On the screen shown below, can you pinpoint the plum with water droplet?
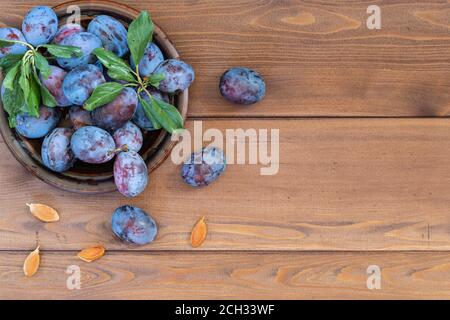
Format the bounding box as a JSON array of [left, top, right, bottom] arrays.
[[181, 147, 226, 187], [111, 205, 157, 245], [41, 127, 75, 172], [114, 151, 148, 197], [219, 67, 265, 105], [70, 126, 115, 164]]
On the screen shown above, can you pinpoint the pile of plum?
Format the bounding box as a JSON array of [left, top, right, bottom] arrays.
[[0, 6, 195, 198]]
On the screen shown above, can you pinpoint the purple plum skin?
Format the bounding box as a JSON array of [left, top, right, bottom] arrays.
[[22, 6, 58, 46], [132, 88, 169, 131], [63, 64, 106, 105], [219, 67, 266, 105], [113, 121, 143, 153], [87, 15, 128, 57], [39, 65, 72, 107], [15, 107, 61, 139], [181, 147, 226, 187], [111, 205, 157, 245], [130, 42, 164, 77], [114, 151, 148, 198], [92, 87, 138, 132], [68, 106, 94, 130], [52, 23, 84, 44], [0, 28, 27, 58], [70, 126, 115, 164], [56, 32, 102, 69], [155, 59, 195, 93], [41, 127, 75, 172]]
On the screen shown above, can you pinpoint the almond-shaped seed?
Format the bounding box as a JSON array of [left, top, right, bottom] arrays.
[[23, 246, 40, 277], [190, 216, 207, 248], [26, 203, 59, 222], [77, 245, 105, 262]]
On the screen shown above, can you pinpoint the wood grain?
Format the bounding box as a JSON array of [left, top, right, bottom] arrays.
[[1, 251, 450, 299], [1, 0, 450, 117], [1, 119, 450, 251]]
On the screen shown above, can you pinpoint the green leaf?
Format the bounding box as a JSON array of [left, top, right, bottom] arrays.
[[107, 66, 136, 83], [8, 115, 17, 128], [0, 39, 15, 48], [32, 70, 56, 107], [93, 47, 131, 70], [152, 96, 184, 130], [19, 59, 40, 117], [83, 82, 124, 111], [34, 52, 51, 80], [145, 72, 165, 87], [141, 93, 183, 133], [138, 96, 161, 130], [40, 44, 83, 58], [2, 61, 21, 90], [0, 54, 24, 72], [127, 11, 154, 67], [1, 76, 25, 128]]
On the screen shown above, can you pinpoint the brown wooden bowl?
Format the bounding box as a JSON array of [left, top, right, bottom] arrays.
[[0, 0, 187, 194]]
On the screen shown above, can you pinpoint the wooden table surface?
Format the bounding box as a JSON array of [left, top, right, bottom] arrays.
[[1, 0, 450, 299]]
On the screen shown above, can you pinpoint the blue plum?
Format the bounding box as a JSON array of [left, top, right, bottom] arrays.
[[114, 151, 148, 198], [181, 147, 226, 187], [62, 64, 106, 105], [39, 65, 71, 107], [130, 42, 164, 77], [52, 23, 84, 44], [41, 127, 75, 172], [56, 32, 102, 69], [155, 59, 195, 93], [87, 15, 128, 57], [68, 106, 94, 130], [113, 121, 143, 153], [15, 106, 61, 139], [0, 28, 27, 58], [70, 126, 115, 164], [22, 6, 58, 46], [92, 87, 138, 132], [132, 88, 169, 131], [219, 67, 265, 105], [111, 205, 157, 245]]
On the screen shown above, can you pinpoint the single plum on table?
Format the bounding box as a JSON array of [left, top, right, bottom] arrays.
[[111, 205, 157, 245], [70, 126, 115, 164], [62, 64, 106, 105], [113, 121, 143, 153], [92, 87, 138, 132], [0, 28, 27, 58], [181, 147, 226, 187], [155, 59, 195, 93], [41, 127, 75, 173], [132, 88, 169, 131], [68, 106, 94, 130], [56, 32, 102, 69], [219, 67, 265, 105], [114, 151, 148, 198], [52, 23, 84, 44], [130, 42, 164, 77], [88, 15, 128, 58], [39, 65, 71, 107], [22, 6, 58, 46], [15, 107, 61, 139]]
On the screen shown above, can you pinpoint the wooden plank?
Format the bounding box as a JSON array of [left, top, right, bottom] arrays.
[[1, 251, 450, 299], [1, 119, 450, 251], [1, 1, 450, 117]]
